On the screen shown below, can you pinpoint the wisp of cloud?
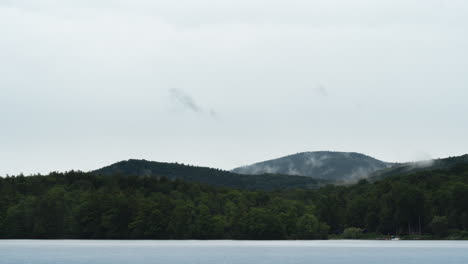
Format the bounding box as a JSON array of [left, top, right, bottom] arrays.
[[169, 88, 203, 113]]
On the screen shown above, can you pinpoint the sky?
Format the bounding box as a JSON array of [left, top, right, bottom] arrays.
[[1, 0, 467, 175]]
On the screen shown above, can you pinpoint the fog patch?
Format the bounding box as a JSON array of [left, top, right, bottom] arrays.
[[235, 164, 281, 175], [287, 167, 302, 176], [305, 153, 328, 168], [411, 159, 435, 168], [259, 165, 281, 174], [407, 151, 434, 169], [340, 165, 383, 184]]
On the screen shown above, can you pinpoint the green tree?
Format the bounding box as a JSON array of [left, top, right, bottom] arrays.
[[128, 198, 164, 238], [295, 214, 329, 239], [245, 208, 284, 239], [342, 227, 363, 239], [430, 216, 448, 238]]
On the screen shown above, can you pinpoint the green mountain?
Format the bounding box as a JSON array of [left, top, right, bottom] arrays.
[[369, 154, 468, 181], [91, 154, 468, 190], [1, 154, 468, 239], [93, 159, 325, 191], [232, 151, 394, 183]]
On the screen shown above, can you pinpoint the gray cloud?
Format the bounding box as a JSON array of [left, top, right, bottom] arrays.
[[169, 88, 203, 113], [169, 88, 218, 118]]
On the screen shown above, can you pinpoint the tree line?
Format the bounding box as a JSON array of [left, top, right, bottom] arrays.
[[0, 163, 467, 239]]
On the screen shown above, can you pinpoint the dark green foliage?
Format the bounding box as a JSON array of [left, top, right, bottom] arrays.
[[342, 227, 363, 239], [94, 159, 325, 191], [1, 161, 468, 239], [369, 154, 468, 182], [314, 163, 468, 237], [0, 172, 328, 239], [430, 216, 449, 238], [296, 214, 329, 239]]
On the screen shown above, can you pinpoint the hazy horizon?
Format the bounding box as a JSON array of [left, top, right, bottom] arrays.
[[1, 0, 467, 175], [1, 150, 462, 176]]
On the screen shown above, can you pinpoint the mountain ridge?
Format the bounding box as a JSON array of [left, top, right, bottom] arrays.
[[369, 154, 468, 181], [232, 151, 394, 183], [92, 152, 468, 189], [92, 159, 326, 191]]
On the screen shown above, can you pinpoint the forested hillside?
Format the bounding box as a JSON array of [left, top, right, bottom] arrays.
[[369, 154, 468, 181], [1, 162, 468, 239], [315, 163, 468, 238], [232, 151, 393, 182], [0, 172, 328, 239], [94, 159, 325, 191]]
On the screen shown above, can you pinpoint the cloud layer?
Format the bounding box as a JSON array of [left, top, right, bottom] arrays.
[[1, 0, 467, 175]]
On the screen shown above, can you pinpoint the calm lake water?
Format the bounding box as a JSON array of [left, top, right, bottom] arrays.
[[1, 240, 468, 264]]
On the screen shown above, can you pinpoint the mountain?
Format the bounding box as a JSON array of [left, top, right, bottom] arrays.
[[369, 154, 468, 181], [3, 155, 468, 239], [232, 151, 394, 183], [93, 159, 325, 191], [92, 153, 468, 190]]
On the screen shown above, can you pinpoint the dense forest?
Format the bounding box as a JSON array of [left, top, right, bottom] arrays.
[[94, 159, 325, 191], [1, 162, 468, 239]]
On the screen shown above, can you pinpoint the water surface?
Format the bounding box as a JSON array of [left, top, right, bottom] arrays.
[[1, 240, 467, 264]]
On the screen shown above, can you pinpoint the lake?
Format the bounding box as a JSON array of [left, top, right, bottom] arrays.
[[1, 240, 468, 264]]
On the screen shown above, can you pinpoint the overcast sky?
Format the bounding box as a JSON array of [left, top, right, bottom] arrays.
[[1, 0, 467, 175]]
